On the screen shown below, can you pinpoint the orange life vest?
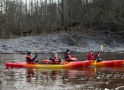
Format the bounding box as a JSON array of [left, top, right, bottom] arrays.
[[55, 56, 59, 61], [26, 55, 33, 64], [68, 54, 72, 59]]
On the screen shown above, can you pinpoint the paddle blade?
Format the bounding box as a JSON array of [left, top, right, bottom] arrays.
[[100, 45, 104, 50], [34, 46, 36, 52]]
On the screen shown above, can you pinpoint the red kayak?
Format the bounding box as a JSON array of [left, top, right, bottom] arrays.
[[4, 60, 124, 69]]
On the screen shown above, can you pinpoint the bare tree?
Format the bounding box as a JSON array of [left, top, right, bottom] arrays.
[[0, 0, 124, 38]]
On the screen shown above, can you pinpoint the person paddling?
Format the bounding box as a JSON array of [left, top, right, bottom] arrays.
[[25, 51, 37, 64], [64, 49, 77, 61], [87, 50, 102, 62], [49, 52, 61, 64]]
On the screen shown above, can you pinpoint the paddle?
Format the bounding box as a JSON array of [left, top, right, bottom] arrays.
[[34, 46, 36, 53], [34, 46, 38, 63], [88, 45, 104, 68], [101, 45, 104, 50], [94, 45, 104, 64], [97, 45, 104, 57]]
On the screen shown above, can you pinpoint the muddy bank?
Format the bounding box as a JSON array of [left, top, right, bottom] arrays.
[[0, 33, 123, 53]]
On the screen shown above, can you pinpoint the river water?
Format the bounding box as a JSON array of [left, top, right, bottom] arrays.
[[0, 52, 124, 90]]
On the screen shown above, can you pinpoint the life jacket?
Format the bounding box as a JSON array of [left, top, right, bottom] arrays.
[[65, 54, 72, 59], [26, 55, 33, 64], [55, 56, 59, 61], [68, 54, 72, 59]]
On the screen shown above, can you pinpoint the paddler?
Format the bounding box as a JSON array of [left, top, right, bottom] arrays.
[[87, 50, 102, 62], [64, 49, 77, 61], [25, 51, 37, 64], [49, 52, 61, 64]]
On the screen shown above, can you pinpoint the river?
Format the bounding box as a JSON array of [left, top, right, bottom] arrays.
[[0, 52, 124, 90]]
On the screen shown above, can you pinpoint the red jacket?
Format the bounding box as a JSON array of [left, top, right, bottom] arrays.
[[87, 53, 98, 60]]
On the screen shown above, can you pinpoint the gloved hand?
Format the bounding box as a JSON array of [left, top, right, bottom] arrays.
[[34, 60, 39, 64], [59, 58, 62, 61], [34, 60, 38, 62]]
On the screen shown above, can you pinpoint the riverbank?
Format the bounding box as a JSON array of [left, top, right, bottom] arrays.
[[0, 33, 124, 53]]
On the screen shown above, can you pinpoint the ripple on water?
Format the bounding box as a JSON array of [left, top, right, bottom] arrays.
[[115, 86, 124, 90]]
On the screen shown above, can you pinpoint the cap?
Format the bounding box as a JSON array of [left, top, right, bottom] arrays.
[[53, 52, 57, 56], [27, 51, 31, 55], [66, 49, 70, 52], [89, 50, 93, 52]]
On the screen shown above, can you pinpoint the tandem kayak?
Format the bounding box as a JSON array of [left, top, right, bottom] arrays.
[[4, 60, 124, 69], [4, 60, 91, 69]]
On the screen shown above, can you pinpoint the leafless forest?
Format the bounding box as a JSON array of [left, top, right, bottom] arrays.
[[0, 0, 124, 38]]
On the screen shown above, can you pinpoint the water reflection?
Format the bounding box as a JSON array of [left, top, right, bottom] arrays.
[[26, 69, 35, 82], [3, 67, 124, 90]]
